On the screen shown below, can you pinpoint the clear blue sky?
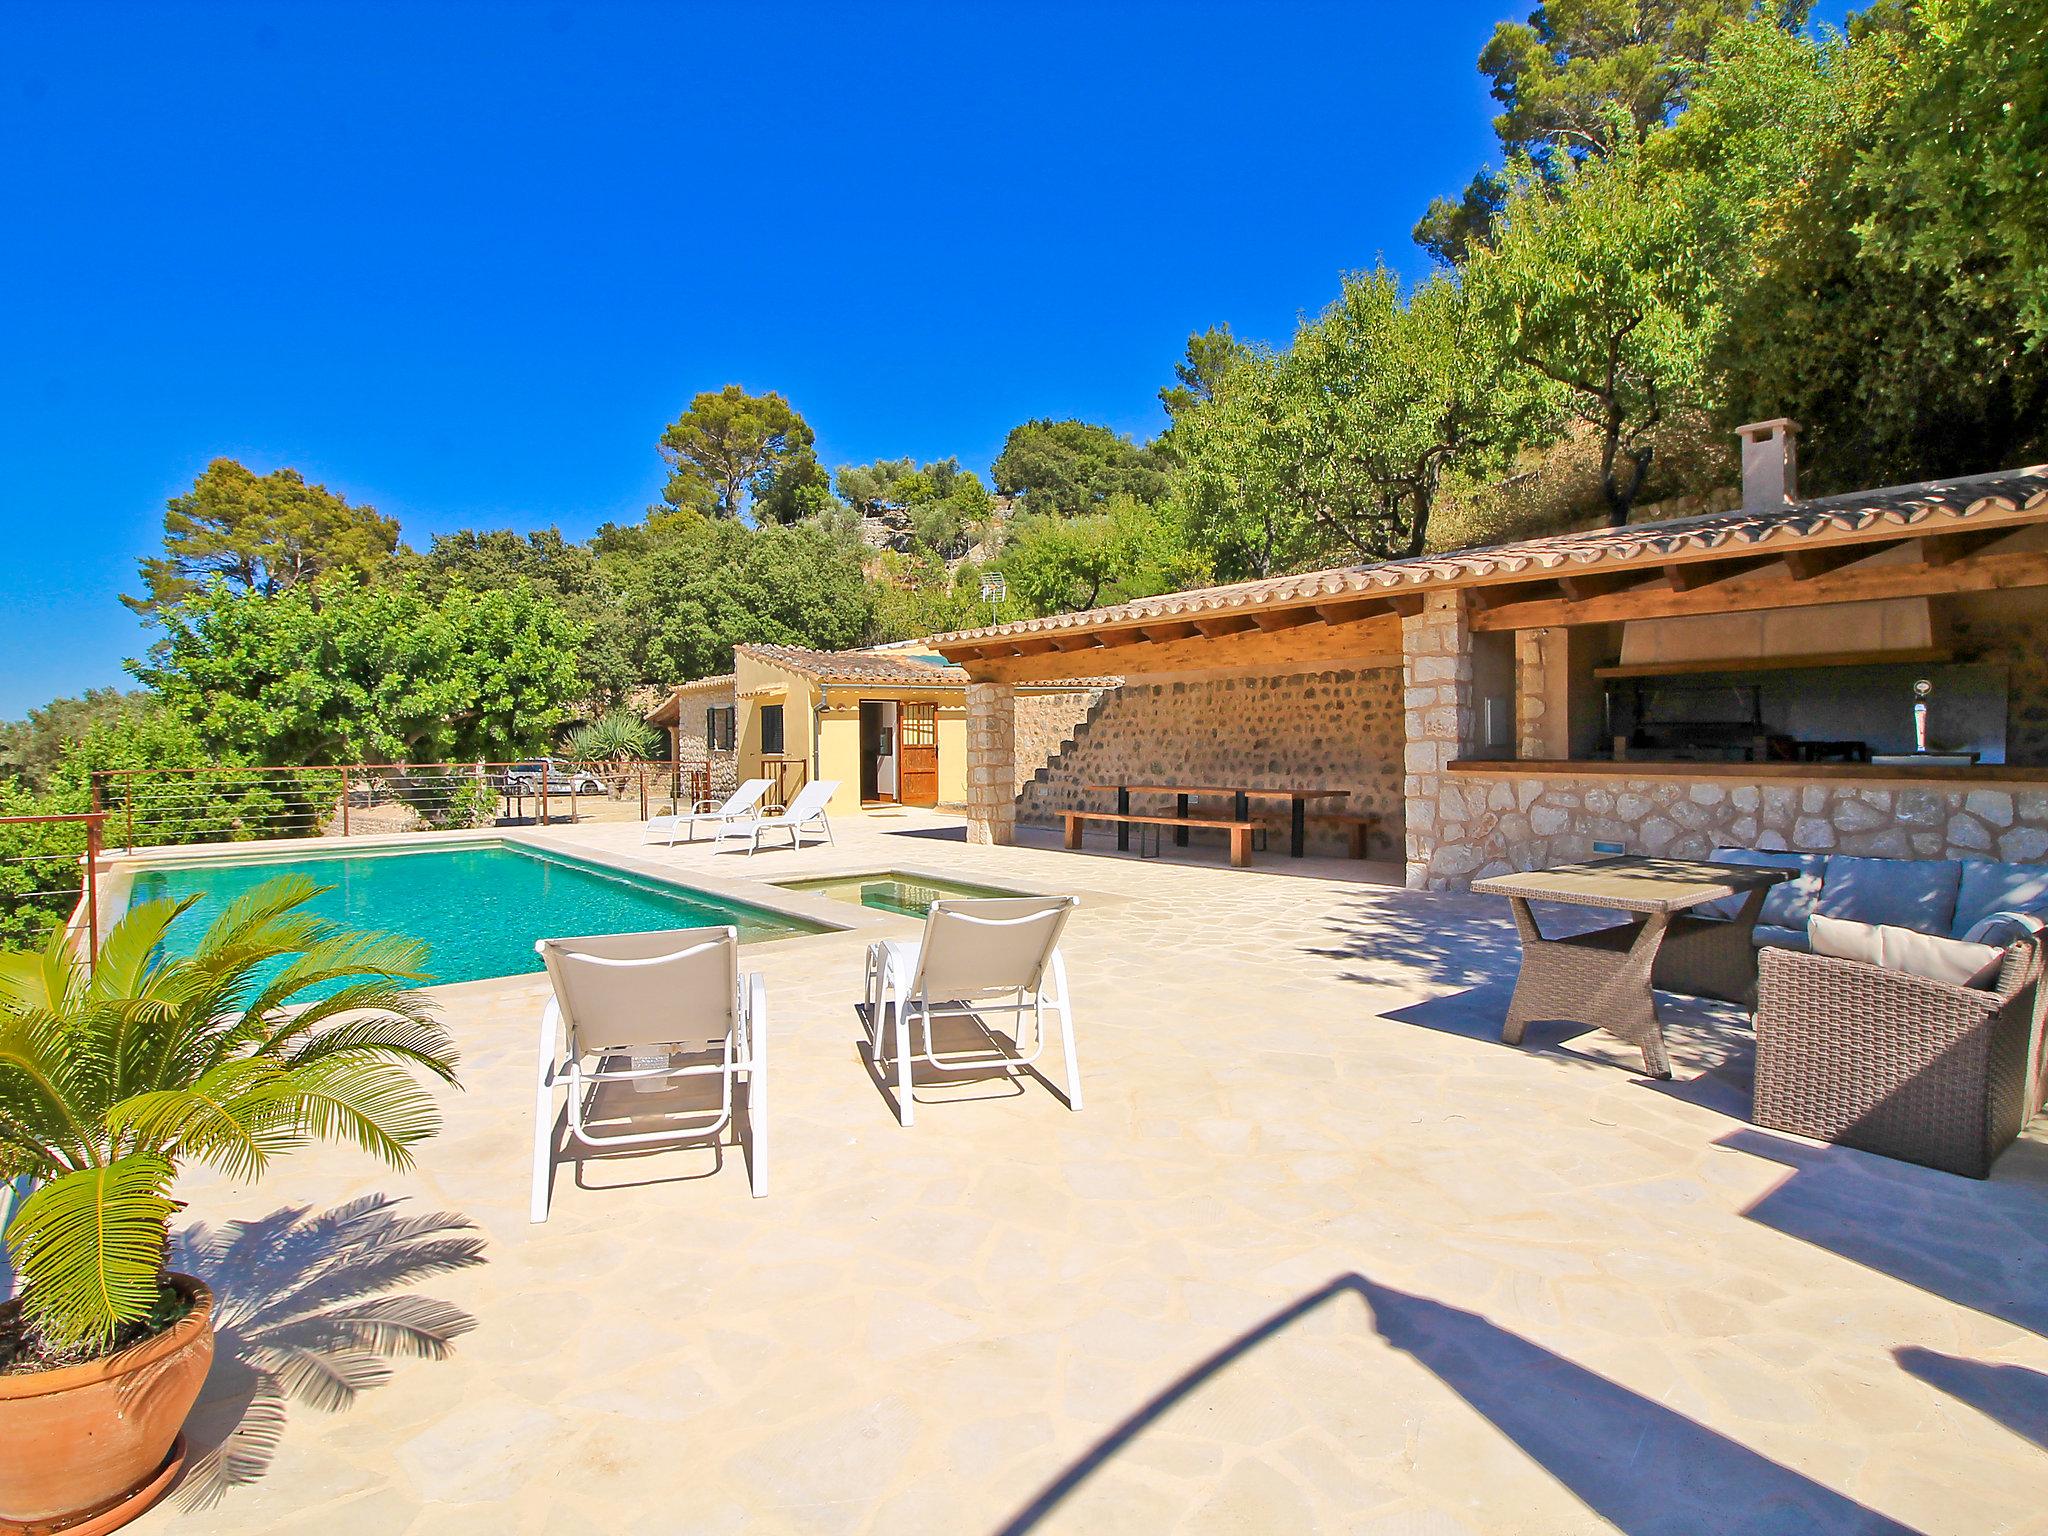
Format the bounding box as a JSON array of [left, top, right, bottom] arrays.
[[2, 0, 1521, 718]]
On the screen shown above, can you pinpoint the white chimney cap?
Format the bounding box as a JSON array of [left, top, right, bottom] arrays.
[[1735, 418, 1801, 441]]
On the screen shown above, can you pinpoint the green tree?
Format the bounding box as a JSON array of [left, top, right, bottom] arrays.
[[1854, 0, 2048, 346], [136, 576, 586, 765], [1170, 269, 1541, 574], [1465, 136, 1718, 525], [992, 420, 1168, 519], [998, 495, 1208, 615], [400, 528, 638, 703], [657, 386, 823, 523], [1415, 0, 1806, 261], [0, 878, 456, 1359], [1655, 10, 2047, 489], [597, 518, 875, 680], [0, 689, 152, 793], [1158, 325, 1248, 422], [123, 459, 401, 619]]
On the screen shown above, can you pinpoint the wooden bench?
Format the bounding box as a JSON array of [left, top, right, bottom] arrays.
[[1062, 809, 1257, 868], [1323, 811, 1379, 860]]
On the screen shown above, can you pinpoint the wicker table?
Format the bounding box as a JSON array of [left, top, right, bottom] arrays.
[[1472, 857, 1790, 1078]]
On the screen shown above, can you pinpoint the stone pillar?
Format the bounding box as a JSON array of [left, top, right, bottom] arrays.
[[965, 681, 1017, 846], [1515, 627, 1571, 760], [1402, 591, 1477, 890]]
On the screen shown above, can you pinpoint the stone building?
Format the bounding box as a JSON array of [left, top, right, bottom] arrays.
[[935, 426, 2048, 888]]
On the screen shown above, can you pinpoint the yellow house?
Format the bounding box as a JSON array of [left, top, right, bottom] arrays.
[[721, 642, 1111, 820], [731, 642, 973, 817]]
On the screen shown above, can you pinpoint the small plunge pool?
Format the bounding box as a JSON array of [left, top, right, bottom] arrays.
[[778, 870, 1031, 920]]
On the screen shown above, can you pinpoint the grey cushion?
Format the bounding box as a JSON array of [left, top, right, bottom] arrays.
[[1702, 848, 1826, 928], [1751, 923, 1810, 952], [1816, 855, 1961, 935], [1953, 860, 2048, 939]]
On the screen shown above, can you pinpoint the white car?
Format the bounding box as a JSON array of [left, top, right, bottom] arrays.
[[503, 759, 606, 796]]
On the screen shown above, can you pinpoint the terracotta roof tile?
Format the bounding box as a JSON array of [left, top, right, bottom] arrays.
[[738, 643, 970, 685], [934, 465, 2048, 647]]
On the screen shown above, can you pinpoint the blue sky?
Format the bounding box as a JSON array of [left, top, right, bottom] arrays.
[[4, 0, 1527, 717]]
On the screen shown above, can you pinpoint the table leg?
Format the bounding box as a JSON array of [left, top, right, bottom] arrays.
[[1500, 899, 1676, 1079], [1176, 793, 1189, 847], [1290, 796, 1306, 858], [1116, 786, 1130, 853]]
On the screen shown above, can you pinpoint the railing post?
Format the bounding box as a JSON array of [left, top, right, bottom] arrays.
[[341, 765, 351, 838], [84, 814, 101, 966], [569, 767, 578, 825], [638, 765, 649, 821], [540, 761, 550, 827], [123, 773, 134, 851]]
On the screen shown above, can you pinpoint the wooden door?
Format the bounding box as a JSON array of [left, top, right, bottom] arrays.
[[899, 703, 938, 806]]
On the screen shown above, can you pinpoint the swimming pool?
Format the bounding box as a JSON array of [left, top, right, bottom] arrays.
[[779, 870, 1030, 920], [124, 842, 827, 991]]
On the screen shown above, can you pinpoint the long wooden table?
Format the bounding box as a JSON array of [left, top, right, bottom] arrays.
[[1083, 783, 1349, 859], [1471, 856, 1790, 1079]]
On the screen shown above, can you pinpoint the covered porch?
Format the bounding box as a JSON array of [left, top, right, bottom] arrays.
[[938, 452, 2048, 890]]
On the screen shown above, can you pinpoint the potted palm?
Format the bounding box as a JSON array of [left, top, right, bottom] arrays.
[[0, 876, 457, 1534]]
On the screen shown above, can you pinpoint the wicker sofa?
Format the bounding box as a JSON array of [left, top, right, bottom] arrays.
[[1692, 849, 2048, 1176], [1753, 935, 2045, 1178]]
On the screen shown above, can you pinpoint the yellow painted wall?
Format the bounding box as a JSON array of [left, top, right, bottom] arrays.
[[937, 710, 967, 804], [816, 713, 863, 814]]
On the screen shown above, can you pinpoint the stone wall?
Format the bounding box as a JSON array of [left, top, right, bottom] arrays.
[[1402, 592, 1477, 888], [1949, 599, 2048, 767], [966, 682, 1016, 846], [1018, 667, 1405, 860], [1013, 688, 1113, 797], [1423, 769, 2048, 883]]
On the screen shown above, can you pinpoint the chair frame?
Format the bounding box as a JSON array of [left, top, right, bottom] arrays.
[[863, 897, 1081, 1126], [530, 928, 767, 1221], [715, 779, 840, 855], [642, 778, 773, 846]]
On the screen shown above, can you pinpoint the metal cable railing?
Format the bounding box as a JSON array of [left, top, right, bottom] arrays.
[[0, 811, 107, 960], [90, 760, 717, 852]]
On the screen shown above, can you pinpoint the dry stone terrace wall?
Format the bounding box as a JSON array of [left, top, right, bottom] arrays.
[[1421, 770, 2048, 885], [1018, 668, 1405, 859], [1012, 689, 1110, 797]]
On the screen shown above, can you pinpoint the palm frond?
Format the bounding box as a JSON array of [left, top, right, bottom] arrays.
[[84, 895, 198, 1005], [0, 1012, 97, 1171], [284, 1013, 459, 1084], [105, 1059, 301, 1181], [234, 930, 433, 1030], [6, 1153, 176, 1348], [0, 926, 83, 1015], [264, 1060, 442, 1170]]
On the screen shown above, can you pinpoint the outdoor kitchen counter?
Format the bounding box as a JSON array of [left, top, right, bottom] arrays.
[[1448, 759, 2048, 785]]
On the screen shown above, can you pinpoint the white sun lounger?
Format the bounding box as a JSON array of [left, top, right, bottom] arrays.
[[530, 926, 767, 1221], [714, 778, 839, 854], [864, 895, 1080, 1126], [643, 778, 772, 845]]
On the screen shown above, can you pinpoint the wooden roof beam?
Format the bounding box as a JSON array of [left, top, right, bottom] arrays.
[[1138, 620, 1201, 643], [1250, 607, 1319, 632], [1312, 598, 1387, 626], [1192, 614, 1259, 638]]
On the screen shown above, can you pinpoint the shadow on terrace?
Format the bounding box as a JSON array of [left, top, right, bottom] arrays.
[[166, 1196, 486, 1510], [1309, 885, 1760, 1090], [995, 1272, 1914, 1535]]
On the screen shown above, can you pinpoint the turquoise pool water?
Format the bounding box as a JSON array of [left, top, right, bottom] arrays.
[[781, 870, 1028, 920], [126, 843, 824, 991]]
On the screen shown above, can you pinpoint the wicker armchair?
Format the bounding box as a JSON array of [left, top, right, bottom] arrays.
[[1753, 938, 2046, 1178]]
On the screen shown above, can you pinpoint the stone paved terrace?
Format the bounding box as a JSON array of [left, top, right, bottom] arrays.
[[136, 810, 2048, 1536]]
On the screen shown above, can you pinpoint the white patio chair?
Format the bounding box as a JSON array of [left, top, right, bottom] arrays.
[[863, 895, 1080, 1126], [642, 778, 772, 846], [530, 926, 767, 1221], [714, 778, 840, 854]]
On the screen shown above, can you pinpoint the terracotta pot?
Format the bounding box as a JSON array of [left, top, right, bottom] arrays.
[[0, 1274, 214, 1535]]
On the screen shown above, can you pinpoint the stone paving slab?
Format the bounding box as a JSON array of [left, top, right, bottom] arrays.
[[136, 810, 2048, 1535]]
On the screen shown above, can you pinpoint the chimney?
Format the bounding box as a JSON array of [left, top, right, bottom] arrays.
[[1736, 418, 1800, 512]]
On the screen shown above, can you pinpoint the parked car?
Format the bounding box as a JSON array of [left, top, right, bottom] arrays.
[[502, 759, 606, 796]]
